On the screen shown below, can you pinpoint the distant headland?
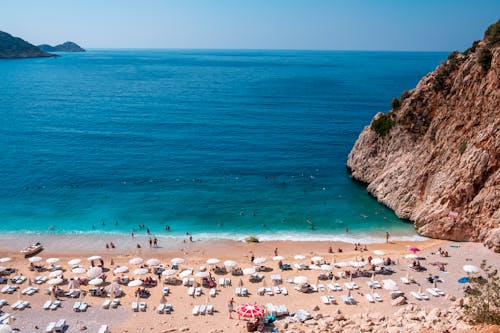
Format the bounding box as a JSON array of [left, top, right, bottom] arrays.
[[38, 41, 85, 52], [0, 31, 56, 59]]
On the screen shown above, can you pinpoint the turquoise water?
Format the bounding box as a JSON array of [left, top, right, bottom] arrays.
[[0, 50, 447, 241]]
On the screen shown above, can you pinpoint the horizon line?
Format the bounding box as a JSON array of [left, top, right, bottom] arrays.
[[81, 47, 452, 53]]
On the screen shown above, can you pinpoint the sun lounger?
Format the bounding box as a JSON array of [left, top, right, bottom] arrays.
[[344, 282, 354, 290], [1, 285, 10, 294], [235, 287, 241, 296], [278, 304, 289, 316], [365, 294, 375, 303], [206, 304, 213, 314], [131, 301, 138, 312], [44, 300, 52, 310], [162, 287, 170, 295], [433, 288, 445, 296], [10, 300, 21, 309], [199, 304, 206, 315], [373, 293, 383, 302], [342, 295, 356, 304], [266, 287, 273, 296], [225, 278, 231, 286], [188, 287, 195, 296], [218, 277, 225, 286], [401, 277, 411, 284], [318, 284, 326, 292], [257, 287, 265, 296], [140, 302, 147, 311], [310, 284, 318, 292], [182, 277, 189, 286], [192, 305, 200, 315], [72, 301, 80, 312], [274, 286, 281, 294], [98, 325, 108, 333], [210, 288, 216, 297], [164, 304, 172, 313], [327, 296, 336, 304], [241, 288, 248, 296], [79, 302, 88, 312], [195, 287, 202, 296], [46, 322, 56, 332], [321, 295, 330, 304], [19, 300, 30, 310], [189, 278, 195, 286], [281, 287, 288, 295], [426, 288, 439, 297], [334, 283, 342, 291], [102, 299, 111, 309], [50, 300, 61, 310], [111, 299, 120, 308], [327, 283, 335, 291], [411, 291, 422, 300], [54, 319, 66, 332], [157, 303, 165, 313], [0, 299, 6, 307], [419, 292, 429, 300]]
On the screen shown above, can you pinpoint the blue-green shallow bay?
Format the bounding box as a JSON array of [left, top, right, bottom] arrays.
[[0, 50, 447, 241]]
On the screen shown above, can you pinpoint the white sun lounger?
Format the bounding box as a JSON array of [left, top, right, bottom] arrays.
[[235, 287, 241, 296], [318, 284, 326, 292], [342, 295, 356, 304], [192, 305, 200, 315], [224, 278, 231, 286], [111, 299, 120, 308], [79, 302, 88, 312], [188, 287, 195, 296], [98, 325, 108, 333], [72, 301, 80, 311], [182, 277, 189, 286], [274, 286, 281, 294], [334, 283, 342, 291], [344, 282, 354, 290], [50, 300, 61, 310], [433, 288, 445, 296], [411, 291, 422, 300], [426, 288, 439, 297], [46, 322, 56, 332], [257, 287, 265, 296], [44, 300, 52, 310], [327, 296, 336, 304], [373, 293, 383, 302], [157, 303, 165, 313], [195, 287, 202, 296], [139, 302, 147, 311], [210, 288, 216, 297], [54, 319, 66, 332], [321, 295, 330, 304], [281, 287, 288, 295], [131, 301, 138, 312], [0, 299, 6, 307], [10, 300, 21, 309], [218, 277, 225, 286], [310, 284, 318, 292], [419, 292, 429, 300], [162, 287, 170, 295], [188, 278, 195, 286], [365, 294, 375, 303], [199, 304, 206, 315], [241, 288, 248, 296], [206, 304, 213, 314], [401, 277, 411, 284], [102, 299, 111, 309], [164, 304, 172, 313]]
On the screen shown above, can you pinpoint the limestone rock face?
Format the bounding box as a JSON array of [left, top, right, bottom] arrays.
[[347, 35, 499, 251]]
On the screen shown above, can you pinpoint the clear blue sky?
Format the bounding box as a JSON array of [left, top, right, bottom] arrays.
[[1, 0, 499, 51]]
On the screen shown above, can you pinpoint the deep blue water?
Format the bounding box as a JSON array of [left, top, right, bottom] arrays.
[[0, 49, 447, 241]]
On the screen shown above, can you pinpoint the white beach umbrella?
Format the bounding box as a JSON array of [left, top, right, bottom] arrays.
[[113, 266, 128, 274], [309, 264, 320, 270], [171, 258, 185, 265], [49, 270, 63, 278], [351, 261, 367, 268], [46, 258, 60, 264], [72, 267, 86, 274], [178, 269, 192, 278], [129, 257, 144, 265], [463, 265, 481, 274], [28, 256, 42, 263], [47, 277, 64, 285], [0, 257, 11, 263], [320, 264, 332, 271], [87, 255, 101, 261], [89, 278, 104, 286], [128, 279, 143, 287], [224, 260, 238, 268], [311, 256, 323, 262], [293, 276, 308, 285], [68, 259, 81, 266], [133, 268, 149, 275], [243, 268, 256, 275], [253, 257, 266, 265], [405, 254, 418, 259], [0, 324, 13, 333], [294, 255, 306, 260], [87, 266, 103, 279], [106, 282, 120, 294], [335, 261, 351, 268], [195, 271, 210, 278], [146, 258, 160, 266], [0, 267, 5, 273], [273, 256, 285, 261], [206, 258, 220, 265], [373, 250, 385, 256], [370, 258, 384, 266], [162, 269, 177, 277]]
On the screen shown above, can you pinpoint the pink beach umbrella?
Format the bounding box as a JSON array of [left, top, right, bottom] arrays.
[[236, 303, 264, 318], [409, 247, 420, 253]]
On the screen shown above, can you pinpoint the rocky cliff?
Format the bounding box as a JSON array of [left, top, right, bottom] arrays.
[[347, 20, 499, 252], [0, 31, 56, 58], [38, 41, 85, 52]]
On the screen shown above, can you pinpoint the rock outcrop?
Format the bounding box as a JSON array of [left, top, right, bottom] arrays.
[[0, 31, 56, 58], [347, 20, 499, 251], [38, 41, 85, 52]]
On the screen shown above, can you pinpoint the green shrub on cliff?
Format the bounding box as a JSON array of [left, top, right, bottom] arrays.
[[464, 260, 500, 325], [371, 113, 395, 137], [484, 18, 500, 45], [478, 47, 493, 71], [464, 40, 481, 56], [390, 97, 400, 110]]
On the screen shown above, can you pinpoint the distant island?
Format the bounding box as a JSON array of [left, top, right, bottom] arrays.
[[38, 41, 85, 52], [0, 31, 56, 59]]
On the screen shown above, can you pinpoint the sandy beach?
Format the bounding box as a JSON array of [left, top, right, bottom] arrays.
[[0, 234, 498, 333]]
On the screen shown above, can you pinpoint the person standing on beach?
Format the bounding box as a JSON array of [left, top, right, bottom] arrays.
[[148, 238, 153, 247], [386, 232, 390, 243], [228, 298, 235, 319], [153, 237, 158, 247], [274, 248, 278, 256], [345, 226, 349, 235]]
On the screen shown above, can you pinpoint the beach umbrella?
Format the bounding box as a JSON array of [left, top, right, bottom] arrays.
[[68, 258, 81, 266], [179, 269, 192, 278], [463, 265, 480, 274], [162, 269, 177, 277], [273, 256, 285, 261], [253, 257, 266, 265], [206, 258, 220, 265], [28, 256, 42, 263], [48, 277, 64, 285], [294, 255, 306, 260], [405, 254, 418, 259], [373, 250, 385, 256], [320, 264, 332, 271], [106, 282, 120, 295], [350, 261, 367, 268], [87, 255, 101, 261], [236, 303, 264, 318], [113, 266, 128, 274], [68, 279, 80, 289], [0, 257, 11, 263], [223, 260, 238, 268], [409, 247, 420, 253], [370, 258, 384, 266], [311, 256, 323, 263], [293, 276, 308, 285], [334, 261, 351, 268], [146, 258, 160, 266], [195, 271, 210, 278], [171, 258, 185, 264], [129, 257, 144, 265], [46, 258, 60, 264], [72, 267, 86, 274], [458, 277, 469, 284], [0, 267, 5, 273], [87, 266, 103, 279], [128, 279, 143, 287], [49, 270, 63, 278], [0, 324, 13, 333], [309, 264, 320, 270], [89, 278, 104, 286], [243, 268, 256, 275], [133, 268, 149, 275]]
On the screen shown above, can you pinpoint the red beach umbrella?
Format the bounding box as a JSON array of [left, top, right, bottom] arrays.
[[409, 247, 420, 253], [236, 303, 264, 318]]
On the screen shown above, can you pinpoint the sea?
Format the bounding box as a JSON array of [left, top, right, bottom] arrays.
[[0, 49, 448, 242]]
